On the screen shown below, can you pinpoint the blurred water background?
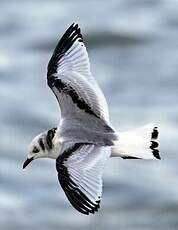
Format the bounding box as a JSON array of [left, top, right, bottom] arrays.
[[0, 0, 178, 229]]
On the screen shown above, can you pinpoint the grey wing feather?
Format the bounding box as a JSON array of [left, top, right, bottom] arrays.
[[47, 23, 109, 123], [56, 143, 111, 215]]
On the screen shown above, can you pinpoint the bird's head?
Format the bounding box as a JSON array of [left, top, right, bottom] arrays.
[[23, 128, 60, 169]]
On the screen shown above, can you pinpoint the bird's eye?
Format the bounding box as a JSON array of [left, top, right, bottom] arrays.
[[33, 147, 39, 153]]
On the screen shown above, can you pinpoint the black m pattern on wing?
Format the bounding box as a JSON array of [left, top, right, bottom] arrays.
[[47, 23, 115, 136], [56, 143, 101, 215], [48, 76, 102, 120], [48, 75, 115, 133], [47, 24, 114, 133], [47, 23, 103, 121]]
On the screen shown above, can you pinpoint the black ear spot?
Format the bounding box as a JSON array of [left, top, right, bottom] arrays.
[[46, 128, 57, 149], [33, 146, 39, 153], [47, 130, 54, 140]]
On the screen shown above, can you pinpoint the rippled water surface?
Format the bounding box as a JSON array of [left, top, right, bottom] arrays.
[[0, 0, 178, 229]]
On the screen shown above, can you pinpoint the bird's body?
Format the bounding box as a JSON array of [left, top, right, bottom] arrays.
[[23, 24, 160, 215]]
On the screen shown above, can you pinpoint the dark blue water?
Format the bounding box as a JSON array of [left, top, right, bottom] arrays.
[[0, 0, 178, 229]]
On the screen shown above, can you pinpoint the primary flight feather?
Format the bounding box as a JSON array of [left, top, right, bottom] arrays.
[[23, 23, 160, 215]]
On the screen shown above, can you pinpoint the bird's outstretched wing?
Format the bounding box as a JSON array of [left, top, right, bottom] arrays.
[[56, 143, 110, 215], [47, 23, 110, 125]]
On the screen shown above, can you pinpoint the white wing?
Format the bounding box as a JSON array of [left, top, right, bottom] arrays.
[[56, 143, 110, 215], [47, 23, 109, 123]]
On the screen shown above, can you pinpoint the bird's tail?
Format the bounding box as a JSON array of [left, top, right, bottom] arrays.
[[111, 124, 160, 160]]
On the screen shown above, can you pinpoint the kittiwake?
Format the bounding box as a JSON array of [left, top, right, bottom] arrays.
[[23, 23, 160, 215]]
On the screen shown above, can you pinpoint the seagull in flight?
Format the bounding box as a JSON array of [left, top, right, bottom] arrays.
[[23, 23, 160, 215]]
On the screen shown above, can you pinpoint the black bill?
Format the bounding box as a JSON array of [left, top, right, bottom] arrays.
[[23, 157, 34, 169]]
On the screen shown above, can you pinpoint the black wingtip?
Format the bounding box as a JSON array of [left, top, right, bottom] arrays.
[[69, 23, 76, 31], [47, 23, 83, 77], [68, 23, 80, 33], [72, 23, 78, 28]]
